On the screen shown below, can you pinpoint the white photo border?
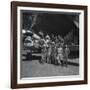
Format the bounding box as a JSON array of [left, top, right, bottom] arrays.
[[17, 6, 84, 84]]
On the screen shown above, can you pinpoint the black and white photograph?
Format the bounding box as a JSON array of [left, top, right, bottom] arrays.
[[11, 2, 87, 88], [20, 10, 80, 78]]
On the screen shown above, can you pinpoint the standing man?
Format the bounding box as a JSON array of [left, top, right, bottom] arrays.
[[64, 45, 70, 67], [50, 42, 55, 64], [45, 35, 51, 63], [56, 43, 64, 65], [39, 37, 46, 64]]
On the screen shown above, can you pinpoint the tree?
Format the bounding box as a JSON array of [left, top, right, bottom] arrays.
[[64, 30, 73, 45]]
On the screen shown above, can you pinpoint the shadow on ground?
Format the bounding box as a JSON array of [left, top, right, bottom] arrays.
[[23, 55, 79, 66]]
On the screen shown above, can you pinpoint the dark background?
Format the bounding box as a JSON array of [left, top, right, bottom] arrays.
[[22, 11, 79, 38], [21, 11, 79, 58]]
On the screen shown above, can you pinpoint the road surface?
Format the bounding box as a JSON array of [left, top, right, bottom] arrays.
[[21, 59, 79, 78]]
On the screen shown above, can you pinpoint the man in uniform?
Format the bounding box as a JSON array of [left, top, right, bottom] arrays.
[[64, 44, 70, 67], [56, 43, 64, 65], [45, 35, 51, 63]]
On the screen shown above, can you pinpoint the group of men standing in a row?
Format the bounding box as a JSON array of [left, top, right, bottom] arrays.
[[39, 34, 70, 67]]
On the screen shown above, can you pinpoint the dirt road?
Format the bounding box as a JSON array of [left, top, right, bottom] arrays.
[[21, 59, 79, 78]]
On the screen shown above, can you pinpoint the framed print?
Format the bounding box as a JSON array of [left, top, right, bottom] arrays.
[[11, 1, 88, 89]]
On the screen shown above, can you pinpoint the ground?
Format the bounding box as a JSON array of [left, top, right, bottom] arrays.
[[21, 58, 79, 78]]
